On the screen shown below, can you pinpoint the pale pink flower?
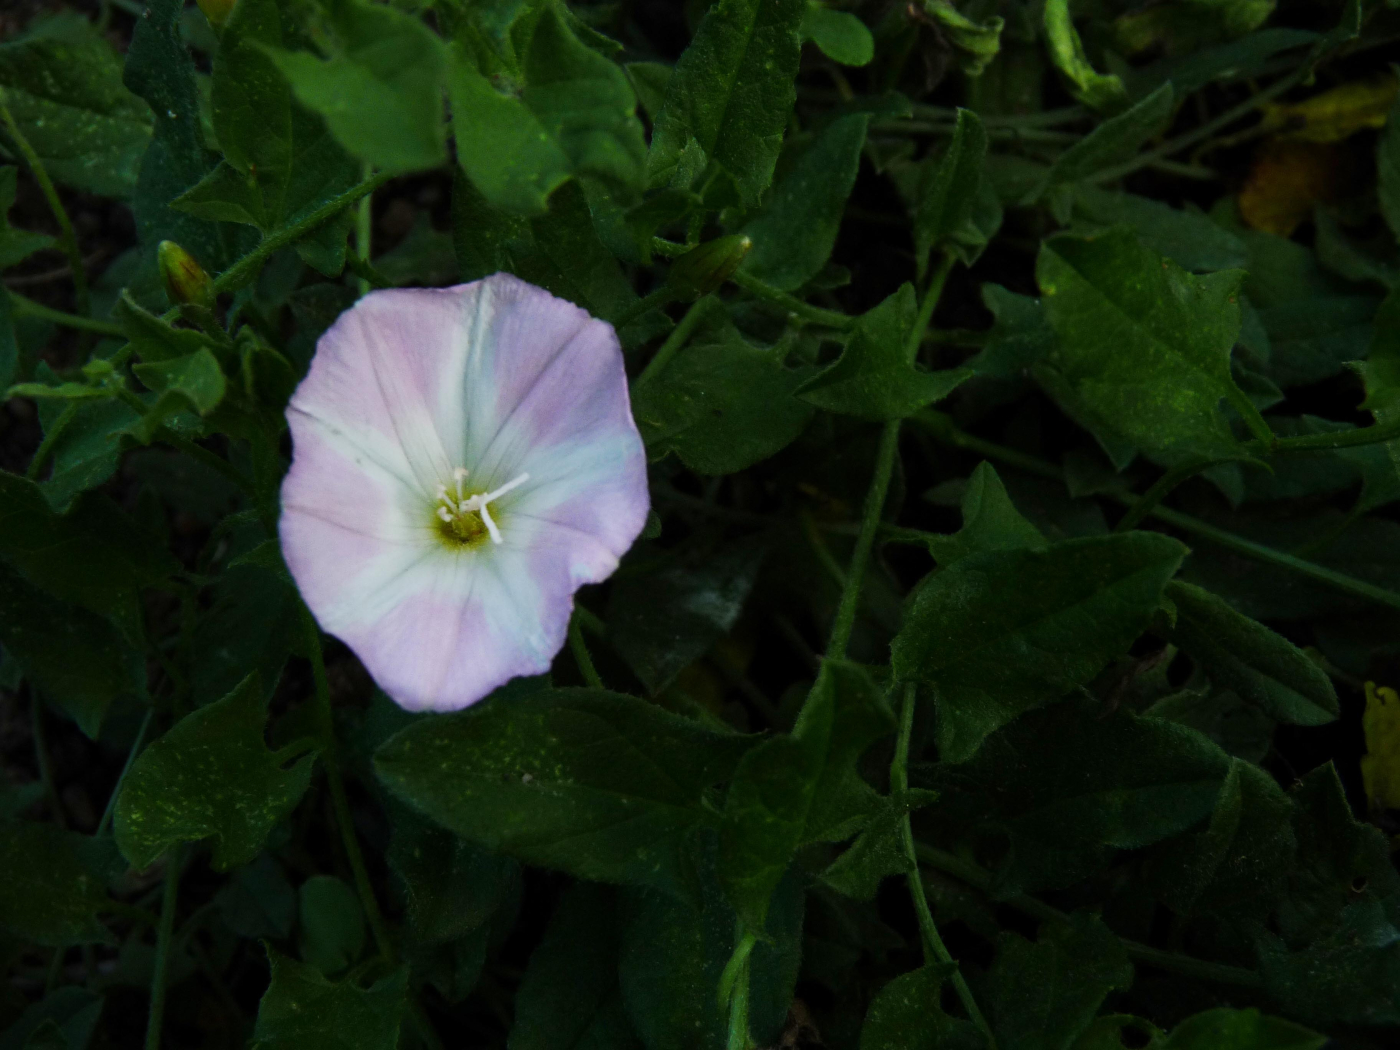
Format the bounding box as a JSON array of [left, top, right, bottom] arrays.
[[279, 274, 649, 711]]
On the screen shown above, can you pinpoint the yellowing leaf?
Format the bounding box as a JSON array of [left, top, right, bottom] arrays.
[[1238, 139, 1342, 236], [1260, 74, 1399, 143], [1362, 682, 1400, 813]]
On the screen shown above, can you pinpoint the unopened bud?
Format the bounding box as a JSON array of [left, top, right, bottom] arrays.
[[196, 0, 237, 27], [158, 241, 214, 311], [667, 235, 752, 299]]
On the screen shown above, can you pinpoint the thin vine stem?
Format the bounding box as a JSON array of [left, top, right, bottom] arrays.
[[301, 604, 395, 964], [915, 413, 1400, 614], [568, 612, 604, 690], [731, 269, 854, 328], [895, 685, 997, 1045], [8, 292, 126, 338], [0, 87, 90, 318], [634, 296, 715, 389], [145, 845, 186, 1050], [97, 707, 155, 836], [610, 285, 677, 331], [1113, 456, 1238, 534], [914, 844, 1264, 989], [355, 163, 374, 297]]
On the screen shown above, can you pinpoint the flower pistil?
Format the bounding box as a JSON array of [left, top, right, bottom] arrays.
[[434, 466, 530, 547]]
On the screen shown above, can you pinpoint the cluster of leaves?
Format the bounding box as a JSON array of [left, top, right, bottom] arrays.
[[2, 0, 1400, 1047]]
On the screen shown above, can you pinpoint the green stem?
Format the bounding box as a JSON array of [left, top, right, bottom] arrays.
[[914, 844, 1264, 988], [826, 421, 899, 661], [25, 401, 76, 482], [611, 285, 677, 331], [8, 292, 125, 338], [634, 296, 714, 388], [0, 88, 90, 318], [568, 612, 604, 690], [31, 697, 66, 829], [722, 933, 756, 1050], [1113, 457, 1232, 534], [730, 269, 854, 329], [97, 707, 155, 836], [1255, 417, 1400, 454], [345, 253, 392, 291], [907, 252, 955, 361], [355, 163, 374, 297], [145, 845, 186, 1050], [301, 604, 395, 964], [917, 413, 1400, 614], [895, 686, 997, 1044], [214, 171, 394, 294]]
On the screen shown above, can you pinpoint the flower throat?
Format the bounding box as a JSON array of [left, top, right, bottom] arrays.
[[434, 467, 529, 547]]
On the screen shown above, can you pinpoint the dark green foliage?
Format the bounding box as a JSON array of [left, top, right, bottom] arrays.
[[1, 0, 1396, 1046]]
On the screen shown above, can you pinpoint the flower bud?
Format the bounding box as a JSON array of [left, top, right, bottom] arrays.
[[158, 241, 214, 312], [666, 235, 752, 299], [196, 0, 238, 27]]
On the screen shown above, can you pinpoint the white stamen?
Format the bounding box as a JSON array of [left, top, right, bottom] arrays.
[[434, 469, 530, 544], [477, 501, 503, 544]]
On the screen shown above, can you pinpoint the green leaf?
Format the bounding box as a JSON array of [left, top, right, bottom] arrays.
[[1164, 581, 1338, 725], [123, 0, 255, 276], [509, 883, 643, 1050], [374, 685, 755, 898], [1045, 84, 1175, 188], [606, 537, 766, 694], [800, 4, 874, 67], [0, 559, 144, 738], [618, 855, 803, 1050], [1159, 1008, 1325, 1050], [251, 949, 407, 1050], [1355, 289, 1400, 482], [1144, 758, 1294, 918], [918, 0, 1004, 77], [892, 532, 1186, 763], [129, 347, 227, 435], [963, 285, 1056, 379], [177, 0, 359, 273], [915, 109, 988, 278], [0, 167, 54, 269], [1043, 0, 1126, 112], [0, 15, 152, 198], [521, 6, 646, 204], [799, 284, 972, 420], [859, 963, 985, 1050], [0, 823, 114, 947], [0, 472, 177, 647], [938, 695, 1231, 894], [719, 661, 893, 928], [452, 176, 657, 343], [634, 317, 815, 475], [114, 674, 317, 871], [741, 113, 868, 291], [215, 853, 296, 941], [924, 461, 1046, 566], [1073, 186, 1247, 273], [264, 0, 446, 174], [0, 986, 105, 1050], [297, 875, 365, 977], [1259, 899, 1400, 1026], [986, 913, 1133, 1050], [820, 790, 936, 900], [648, 0, 805, 203], [1037, 227, 1270, 460]]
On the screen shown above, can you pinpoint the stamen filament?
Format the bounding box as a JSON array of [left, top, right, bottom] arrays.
[[433, 469, 530, 545]]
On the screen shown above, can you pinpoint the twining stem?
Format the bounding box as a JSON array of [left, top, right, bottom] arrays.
[[355, 163, 374, 297], [724, 950, 753, 1050], [8, 292, 126, 338], [634, 296, 715, 388], [916, 413, 1400, 614], [0, 87, 90, 318], [145, 845, 186, 1050], [568, 612, 604, 690], [1112, 456, 1236, 534], [895, 685, 997, 1045], [97, 707, 155, 836], [300, 605, 395, 964], [610, 285, 677, 331], [914, 844, 1265, 989], [215, 171, 394, 294], [1255, 416, 1400, 454], [31, 697, 66, 829], [731, 269, 854, 329]]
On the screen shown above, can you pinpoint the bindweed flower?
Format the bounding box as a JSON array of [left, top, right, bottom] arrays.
[[279, 274, 649, 711]]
